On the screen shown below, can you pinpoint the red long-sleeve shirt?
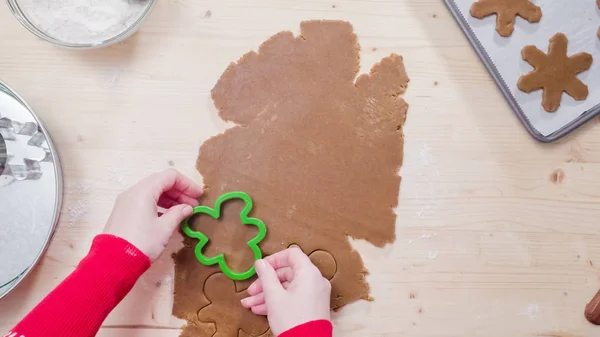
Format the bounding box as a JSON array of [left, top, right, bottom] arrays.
[[6, 234, 332, 337]]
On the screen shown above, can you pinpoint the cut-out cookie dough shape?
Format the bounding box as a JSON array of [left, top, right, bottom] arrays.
[[470, 0, 542, 37], [518, 33, 593, 112], [198, 273, 269, 337], [174, 20, 409, 337]]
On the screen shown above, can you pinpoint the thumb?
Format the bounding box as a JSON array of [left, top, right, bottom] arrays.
[[160, 204, 193, 232], [255, 259, 284, 298]]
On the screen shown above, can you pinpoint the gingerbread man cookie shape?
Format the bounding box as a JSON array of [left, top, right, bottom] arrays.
[[518, 33, 593, 112], [197, 273, 269, 337], [470, 0, 542, 37]]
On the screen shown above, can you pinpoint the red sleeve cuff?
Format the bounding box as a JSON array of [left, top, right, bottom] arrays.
[[279, 320, 333, 337], [10, 234, 150, 337], [81, 234, 151, 305]]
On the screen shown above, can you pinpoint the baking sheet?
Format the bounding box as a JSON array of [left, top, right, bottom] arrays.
[[447, 0, 600, 140]]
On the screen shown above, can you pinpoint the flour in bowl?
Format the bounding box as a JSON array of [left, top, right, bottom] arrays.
[[17, 0, 150, 45]]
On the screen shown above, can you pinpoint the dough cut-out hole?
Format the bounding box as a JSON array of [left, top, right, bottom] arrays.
[[189, 198, 259, 273], [287, 244, 338, 280], [0, 134, 6, 176], [309, 250, 337, 280], [197, 273, 269, 335]]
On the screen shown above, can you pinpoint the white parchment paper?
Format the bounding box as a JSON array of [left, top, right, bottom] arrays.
[[451, 0, 600, 137]]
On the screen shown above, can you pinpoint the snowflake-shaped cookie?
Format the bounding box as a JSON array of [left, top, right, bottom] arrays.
[[517, 33, 593, 112], [470, 0, 542, 37]]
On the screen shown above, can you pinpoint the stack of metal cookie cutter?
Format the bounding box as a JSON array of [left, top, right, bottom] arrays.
[[0, 80, 62, 299]]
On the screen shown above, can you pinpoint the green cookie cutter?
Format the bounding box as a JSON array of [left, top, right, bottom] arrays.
[[181, 191, 267, 281]]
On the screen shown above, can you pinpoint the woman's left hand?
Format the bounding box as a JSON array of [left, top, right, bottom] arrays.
[[103, 169, 204, 262]]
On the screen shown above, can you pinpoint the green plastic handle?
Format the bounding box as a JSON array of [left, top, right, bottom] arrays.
[[180, 191, 267, 281]]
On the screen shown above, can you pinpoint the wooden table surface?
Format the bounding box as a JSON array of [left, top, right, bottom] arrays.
[[1, 0, 600, 336]]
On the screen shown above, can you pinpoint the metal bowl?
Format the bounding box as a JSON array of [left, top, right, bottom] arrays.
[[5, 0, 157, 49], [0, 134, 6, 176], [0, 80, 62, 300]]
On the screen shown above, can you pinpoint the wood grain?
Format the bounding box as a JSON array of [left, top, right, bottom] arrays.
[[1, 0, 600, 336]]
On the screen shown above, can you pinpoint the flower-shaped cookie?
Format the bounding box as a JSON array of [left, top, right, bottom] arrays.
[[181, 191, 267, 281]]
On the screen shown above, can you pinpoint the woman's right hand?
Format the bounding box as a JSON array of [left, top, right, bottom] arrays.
[[240, 248, 331, 336]]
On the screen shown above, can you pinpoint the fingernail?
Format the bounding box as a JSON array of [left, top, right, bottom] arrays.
[[255, 259, 265, 272], [182, 205, 193, 216], [240, 298, 248, 306]]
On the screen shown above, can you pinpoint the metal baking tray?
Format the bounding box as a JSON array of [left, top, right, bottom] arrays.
[[0, 80, 62, 299], [444, 0, 600, 142]]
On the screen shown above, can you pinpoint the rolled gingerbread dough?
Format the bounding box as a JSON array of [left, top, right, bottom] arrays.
[[173, 20, 409, 337]]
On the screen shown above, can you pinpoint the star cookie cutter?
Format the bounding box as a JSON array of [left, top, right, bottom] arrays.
[[181, 191, 267, 281]]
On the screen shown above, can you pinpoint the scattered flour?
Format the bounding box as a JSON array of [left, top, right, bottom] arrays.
[[107, 67, 122, 88], [401, 143, 440, 221], [67, 199, 86, 227], [107, 167, 126, 186], [158, 274, 173, 286], [419, 144, 434, 166], [139, 274, 173, 291], [71, 183, 90, 195], [419, 233, 437, 239], [66, 183, 90, 227], [523, 303, 541, 320], [138, 274, 151, 290], [17, 0, 150, 44]]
